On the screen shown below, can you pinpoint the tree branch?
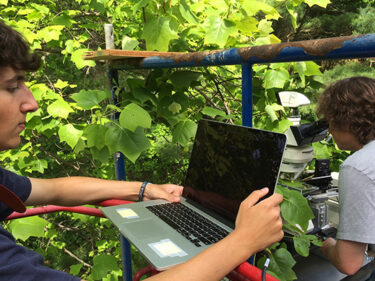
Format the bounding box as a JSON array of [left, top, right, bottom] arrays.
[[64, 248, 92, 268]]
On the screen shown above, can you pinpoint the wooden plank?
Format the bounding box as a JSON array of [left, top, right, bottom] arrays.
[[83, 49, 184, 61]]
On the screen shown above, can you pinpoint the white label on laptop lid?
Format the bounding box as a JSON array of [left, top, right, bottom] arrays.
[[148, 239, 187, 258], [116, 208, 139, 219]]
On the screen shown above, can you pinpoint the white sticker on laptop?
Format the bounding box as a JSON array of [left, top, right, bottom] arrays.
[[148, 239, 187, 258], [116, 208, 139, 219]]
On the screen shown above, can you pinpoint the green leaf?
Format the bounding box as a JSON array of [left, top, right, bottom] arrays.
[[38, 25, 64, 42], [265, 104, 278, 122], [30, 84, 52, 102], [304, 61, 322, 76], [71, 89, 108, 110], [286, 1, 298, 30], [293, 235, 310, 257], [9, 216, 48, 241], [30, 159, 48, 173], [119, 103, 152, 132], [122, 35, 139, 50], [89, 0, 106, 13], [70, 263, 83, 276], [305, 0, 331, 8], [132, 87, 154, 104], [0, 0, 8, 5], [310, 234, 323, 246], [90, 146, 110, 163], [258, 19, 274, 35], [203, 16, 237, 48], [277, 186, 314, 231], [202, 107, 226, 117], [170, 71, 202, 89], [210, 0, 229, 14], [47, 99, 73, 119], [295, 62, 306, 86], [105, 126, 150, 163], [272, 119, 293, 133], [133, 0, 150, 11], [236, 17, 258, 36], [294, 234, 322, 257], [168, 102, 182, 114], [179, 0, 198, 24], [91, 255, 119, 280], [84, 124, 108, 150], [240, 0, 280, 20], [293, 234, 322, 257], [172, 120, 197, 145], [30, 3, 50, 14], [268, 248, 297, 281], [58, 124, 83, 149], [263, 69, 290, 89], [74, 138, 86, 154], [54, 79, 69, 89], [18, 8, 34, 16], [312, 142, 331, 158], [51, 13, 76, 28], [71, 48, 96, 69], [142, 16, 178, 51]]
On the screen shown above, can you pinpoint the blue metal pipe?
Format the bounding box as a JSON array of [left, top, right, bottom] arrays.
[[107, 69, 132, 281], [241, 64, 253, 128], [121, 236, 133, 281], [109, 34, 375, 70]]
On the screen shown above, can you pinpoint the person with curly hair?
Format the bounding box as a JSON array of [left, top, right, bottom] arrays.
[[318, 76, 375, 277]]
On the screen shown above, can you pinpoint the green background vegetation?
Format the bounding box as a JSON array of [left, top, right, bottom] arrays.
[[1, 0, 375, 280]]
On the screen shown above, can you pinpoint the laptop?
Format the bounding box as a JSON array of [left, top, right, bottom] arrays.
[[102, 119, 287, 270]]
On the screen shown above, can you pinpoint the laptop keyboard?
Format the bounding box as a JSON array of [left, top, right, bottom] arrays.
[[146, 203, 230, 247]]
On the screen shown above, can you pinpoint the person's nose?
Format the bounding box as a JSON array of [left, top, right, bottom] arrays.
[[20, 84, 38, 113]]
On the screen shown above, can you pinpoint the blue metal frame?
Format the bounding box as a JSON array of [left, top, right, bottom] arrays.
[[104, 33, 375, 281], [109, 34, 375, 70], [107, 68, 133, 281], [241, 63, 253, 128]]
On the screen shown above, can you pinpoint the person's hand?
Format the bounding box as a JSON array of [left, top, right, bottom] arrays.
[[231, 188, 284, 255], [320, 237, 336, 257], [144, 183, 183, 202]]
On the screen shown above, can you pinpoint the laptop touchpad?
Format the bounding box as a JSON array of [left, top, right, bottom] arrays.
[[121, 219, 170, 240]]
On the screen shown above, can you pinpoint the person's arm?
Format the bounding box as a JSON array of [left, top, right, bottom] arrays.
[[145, 188, 284, 281], [321, 238, 367, 275], [26, 177, 183, 206]]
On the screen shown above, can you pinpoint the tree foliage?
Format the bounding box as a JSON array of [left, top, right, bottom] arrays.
[[2, 0, 371, 280]]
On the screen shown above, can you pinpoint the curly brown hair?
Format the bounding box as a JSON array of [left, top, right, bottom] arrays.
[[317, 76, 375, 145], [0, 21, 40, 71]]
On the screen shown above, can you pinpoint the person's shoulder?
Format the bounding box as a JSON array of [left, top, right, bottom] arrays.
[[342, 140, 375, 181]]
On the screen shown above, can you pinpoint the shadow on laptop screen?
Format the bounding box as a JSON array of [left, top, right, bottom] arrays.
[[182, 119, 287, 222]]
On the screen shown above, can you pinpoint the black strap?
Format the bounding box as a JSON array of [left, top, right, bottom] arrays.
[[138, 181, 150, 202]]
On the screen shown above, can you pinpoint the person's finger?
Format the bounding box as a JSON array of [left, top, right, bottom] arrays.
[[243, 187, 269, 207], [172, 185, 183, 196], [267, 193, 283, 206]]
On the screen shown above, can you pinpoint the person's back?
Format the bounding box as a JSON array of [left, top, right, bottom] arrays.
[[338, 139, 375, 253], [318, 76, 375, 277], [342, 140, 375, 179]]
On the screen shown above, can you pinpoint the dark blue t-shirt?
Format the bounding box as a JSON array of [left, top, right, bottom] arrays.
[[0, 167, 80, 281]]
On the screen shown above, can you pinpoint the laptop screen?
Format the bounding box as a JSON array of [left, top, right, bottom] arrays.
[[182, 119, 287, 223]]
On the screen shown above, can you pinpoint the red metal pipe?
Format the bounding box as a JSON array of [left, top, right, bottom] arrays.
[[5, 205, 105, 220], [96, 199, 133, 207], [236, 262, 279, 281], [5, 200, 132, 220], [227, 269, 251, 281], [133, 265, 159, 281]]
